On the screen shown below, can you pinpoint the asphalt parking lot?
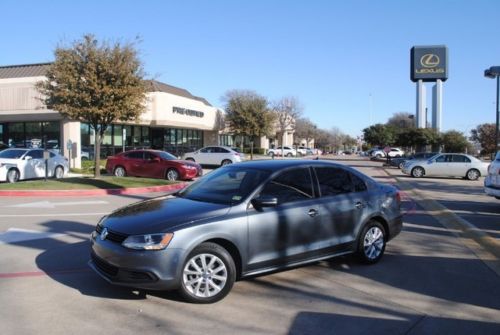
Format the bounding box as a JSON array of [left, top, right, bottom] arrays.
[[0, 157, 499, 335]]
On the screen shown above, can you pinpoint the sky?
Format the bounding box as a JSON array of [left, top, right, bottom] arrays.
[[1, 0, 499, 137]]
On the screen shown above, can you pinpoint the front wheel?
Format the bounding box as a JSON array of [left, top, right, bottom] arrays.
[[357, 221, 386, 264], [221, 159, 232, 166], [286, 153, 292, 157], [179, 242, 236, 304], [411, 166, 425, 178], [7, 169, 20, 183], [185, 158, 195, 162], [54, 166, 64, 179], [398, 162, 405, 169], [166, 168, 179, 181], [114, 166, 126, 177]]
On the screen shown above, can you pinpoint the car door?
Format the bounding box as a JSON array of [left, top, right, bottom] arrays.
[[24, 149, 45, 179], [426, 154, 450, 176], [450, 154, 471, 177], [246, 167, 321, 271], [126, 151, 145, 176], [196, 147, 212, 165], [142, 151, 164, 178], [314, 166, 369, 247]]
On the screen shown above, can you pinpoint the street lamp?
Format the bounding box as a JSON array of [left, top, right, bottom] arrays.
[[484, 66, 500, 153]]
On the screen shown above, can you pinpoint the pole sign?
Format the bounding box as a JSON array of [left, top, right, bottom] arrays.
[[411, 45, 448, 82]]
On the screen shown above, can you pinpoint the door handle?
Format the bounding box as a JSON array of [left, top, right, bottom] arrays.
[[308, 209, 318, 217], [355, 202, 365, 209]]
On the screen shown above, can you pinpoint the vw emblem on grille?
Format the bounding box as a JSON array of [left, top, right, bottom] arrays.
[[100, 227, 109, 241]]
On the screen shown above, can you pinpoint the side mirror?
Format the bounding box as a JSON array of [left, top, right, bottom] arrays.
[[24, 156, 32, 160], [251, 195, 278, 209]]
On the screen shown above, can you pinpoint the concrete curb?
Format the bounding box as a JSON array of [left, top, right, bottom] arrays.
[[381, 166, 500, 277], [0, 182, 187, 197]]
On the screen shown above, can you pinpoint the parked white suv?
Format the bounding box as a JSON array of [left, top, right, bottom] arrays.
[[267, 146, 297, 157], [371, 148, 405, 158], [484, 151, 500, 199]]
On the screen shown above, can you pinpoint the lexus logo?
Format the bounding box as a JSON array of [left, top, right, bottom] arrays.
[[420, 54, 440, 68], [100, 227, 109, 241]]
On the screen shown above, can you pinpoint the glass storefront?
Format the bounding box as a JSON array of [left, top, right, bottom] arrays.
[[80, 123, 196, 158], [3, 121, 60, 150]]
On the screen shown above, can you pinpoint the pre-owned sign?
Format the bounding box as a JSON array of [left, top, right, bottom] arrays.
[[411, 45, 448, 82]]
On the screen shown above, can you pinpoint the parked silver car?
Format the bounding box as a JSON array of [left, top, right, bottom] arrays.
[[484, 151, 500, 199], [89, 159, 402, 303], [0, 148, 69, 183], [402, 153, 489, 180], [182, 146, 243, 166]]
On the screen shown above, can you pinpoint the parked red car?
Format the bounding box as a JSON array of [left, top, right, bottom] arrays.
[[106, 150, 202, 181]]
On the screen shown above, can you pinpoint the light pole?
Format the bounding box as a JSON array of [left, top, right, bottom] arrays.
[[484, 66, 500, 153]]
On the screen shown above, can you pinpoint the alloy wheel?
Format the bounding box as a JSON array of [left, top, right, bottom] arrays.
[[182, 253, 228, 299], [363, 226, 385, 260], [166, 169, 179, 181]]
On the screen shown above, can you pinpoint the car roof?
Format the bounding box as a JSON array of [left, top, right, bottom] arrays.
[[232, 159, 348, 172]]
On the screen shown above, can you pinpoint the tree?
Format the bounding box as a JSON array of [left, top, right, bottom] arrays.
[[36, 34, 147, 177], [222, 90, 275, 159], [397, 128, 440, 151], [294, 118, 317, 148], [470, 123, 496, 155], [441, 130, 469, 153], [386, 112, 415, 129], [272, 96, 302, 157], [362, 124, 396, 147]]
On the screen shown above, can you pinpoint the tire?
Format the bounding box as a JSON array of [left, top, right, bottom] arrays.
[[81, 157, 89, 161], [286, 153, 292, 157], [185, 158, 195, 162], [166, 168, 179, 181], [466, 169, 480, 181], [7, 169, 20, 183], [54, 166, 64, 179], [395, 155, 401, 158], [221, 159, 232, 166], [178, 242, 236, 304], [411, 166, 425, 178], [376, 154, 382, 159], [356, 221, 386, 264], [114, 166, 126, 177], [398, 162, 405, 169]]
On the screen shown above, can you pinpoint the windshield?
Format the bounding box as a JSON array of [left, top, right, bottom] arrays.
[[0, 149, 27, 159], [158, 151, 178, 160], [178, 166, 271, 205]]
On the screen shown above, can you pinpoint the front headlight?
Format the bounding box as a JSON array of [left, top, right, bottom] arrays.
[[122, 233, 174, 250]]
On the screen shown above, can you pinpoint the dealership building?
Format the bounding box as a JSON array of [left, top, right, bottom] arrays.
[[0, 63, 297, 167]]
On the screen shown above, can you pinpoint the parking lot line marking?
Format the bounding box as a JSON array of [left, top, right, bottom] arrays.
[[0, 228, 64, 244], [380, 167, 500, 277], [0, 267, 91, 279]]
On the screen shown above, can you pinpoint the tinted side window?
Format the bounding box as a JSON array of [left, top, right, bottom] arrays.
[[260, 168, 313, 205], [315, 167, 354, 196], [435, 155, 447, 163], [351, 173, 367, 192], [125, 152, 144, 159], [144, 152, 158, 160], [452, 155, 469, 163], [27, 150, 43, 159]]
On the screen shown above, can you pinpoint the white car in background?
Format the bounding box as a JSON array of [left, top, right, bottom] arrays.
[[371, 148, 405, 158], [484, 151, 500, 199], [267, 146, 297, 157], [0, 148, 69, 183], [182, 146, 243, 166], [402, 153, 489, 180]]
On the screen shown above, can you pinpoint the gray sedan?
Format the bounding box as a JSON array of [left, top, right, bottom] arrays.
[[402, 153, 489, 180], [89, 159, 402, 303]]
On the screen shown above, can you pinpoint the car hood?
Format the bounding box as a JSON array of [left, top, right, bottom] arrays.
[[101, 195, 230, 235], [174, 159, 200, 167]]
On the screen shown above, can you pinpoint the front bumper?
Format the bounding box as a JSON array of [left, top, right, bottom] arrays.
[[89, 230, 185, 290], [484, 175, 500, 198]]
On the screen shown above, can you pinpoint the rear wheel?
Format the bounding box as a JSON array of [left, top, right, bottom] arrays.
[[114, 166, 126, 177], [398, 162, 405, 169], [166, 168, 179, 181], [411, 166, 425, 178], [357, 221, 386, 264], [7, 169, 19, 183], [54, 166, 64, 179], [179, 242, 236, 304], [286, 153, 292, 157], [466, 169, 480, 181]]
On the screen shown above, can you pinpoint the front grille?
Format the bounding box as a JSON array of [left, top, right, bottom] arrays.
[[91, 252, 118, 277], [96, 224, 128, 244]]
